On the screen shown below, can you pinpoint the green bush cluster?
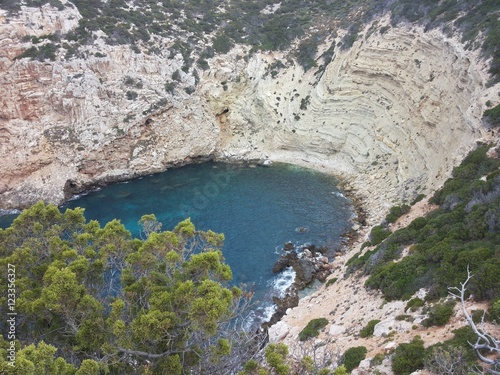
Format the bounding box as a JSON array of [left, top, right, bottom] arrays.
[[298, 318, 329, 341], [392, 336, 425, 375], [212, 34, 234, 54], [8, 0, 500, 85], [359, 144, 500, 302], [15, 43, 59, 61], [0, 203, 246, 374], [422, 300, 456, 327], [295, 39, 319, 72], [8, 0, 499, 84], [359, 319, 380, 338], [489, 297, 500, 323], [126, 91, 138, 100], [405, 297, 424, 312], [385, 204, 411, 223], [423, 326, 478, 371], [370, 225, 391, 245], [484, 104, 500, 126], [341, 346, 367, 372]]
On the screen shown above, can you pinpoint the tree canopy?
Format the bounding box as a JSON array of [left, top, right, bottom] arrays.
[[0, 202, 251, 374]]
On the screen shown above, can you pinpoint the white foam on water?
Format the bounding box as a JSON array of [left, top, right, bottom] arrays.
[[0, 209, 21, 216], [260, 303, 277, 324], [67, 191, 90, 201], [270, 266, 296, 297], [241, 302, 278, 330], [332, 191, 346, 199]]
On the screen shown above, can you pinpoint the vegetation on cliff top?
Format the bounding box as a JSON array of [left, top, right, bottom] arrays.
[[341, 142, 500, 375], [3, 0, 500, 80], [348, 144, 500, 303]]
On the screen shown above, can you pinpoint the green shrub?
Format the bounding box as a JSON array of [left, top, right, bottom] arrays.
[[408, 217, 427, 231], [411, 193, 426, 205], [359, 319, 380, 338], [325, 277, 337, 288], [197, 58, 210, 70], [264, 343, 290, 375], [172, 70, 182, 82], [471, 309, 486, 324], [212, 33, 233, 54], [379, 25, 391, 34], [360, 241, 372, 250], [299, 318, 329, 341], [484, 103, 500, 126], [392, 336, 425, 375], [15, 43, 59, 61], [422, 301, 456, 327], [424, 326, 478, 365], [489, 297, 500, 323], [424, 346, 470, 375], [126, 91, 138, 100], [345, 249, 377, 276], [296, 39, 318, 71], [165, 82, 176, 94], [370, 225, 390, 245], [300, 95, 311, 110], [405, 297, 424, 312], [385, 204, 411, 223], [361, 145, 500, 302], [371, 353, 384, 366], [341, 346, 367, 372], [395, 314, 412, 321]]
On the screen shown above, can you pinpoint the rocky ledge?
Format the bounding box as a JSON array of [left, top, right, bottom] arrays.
[[264, 244, 338, 328]]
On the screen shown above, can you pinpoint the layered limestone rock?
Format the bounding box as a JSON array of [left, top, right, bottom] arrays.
[[0, 5, 497, 225], [206, 21, 495, 223]]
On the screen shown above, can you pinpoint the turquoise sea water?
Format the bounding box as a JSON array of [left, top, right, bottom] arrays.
[[1, 162, 353, 323]]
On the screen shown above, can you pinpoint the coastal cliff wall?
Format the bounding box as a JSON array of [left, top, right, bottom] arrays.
[[0, 5, 497, 224], [206, 21, 496, 222]]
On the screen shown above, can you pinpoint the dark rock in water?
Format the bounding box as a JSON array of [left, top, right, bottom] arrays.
[[271, 245, 335, 295], [303, 243, 317, 253], [265, 247, 337, 328], [295, 226, 309, 233], [296, 256, 316, 287], [302, 244, 330, 257], [317, 246, 329, 256], [263, 290, 300, 329], [272, 251, 299, 273], [284, 241, 295, 251]]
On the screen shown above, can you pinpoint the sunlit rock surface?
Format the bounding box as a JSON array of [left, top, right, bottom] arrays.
[[0, 6, 497, 226]]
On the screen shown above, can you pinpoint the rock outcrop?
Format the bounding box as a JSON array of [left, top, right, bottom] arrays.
[[0, 6, 498, 228]]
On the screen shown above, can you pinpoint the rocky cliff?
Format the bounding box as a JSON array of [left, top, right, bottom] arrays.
[[0, 5, 498, 225]]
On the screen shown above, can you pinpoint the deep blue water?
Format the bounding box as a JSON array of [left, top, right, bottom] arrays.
[[1, 162, 353, 323]]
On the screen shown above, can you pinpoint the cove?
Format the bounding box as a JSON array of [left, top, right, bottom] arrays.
[[2, 162, 354, 323]]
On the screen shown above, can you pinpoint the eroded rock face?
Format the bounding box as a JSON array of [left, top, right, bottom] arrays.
[[0, 5, 220, 208], [208, 21, 496, 223], [0, 6, 497, 220]]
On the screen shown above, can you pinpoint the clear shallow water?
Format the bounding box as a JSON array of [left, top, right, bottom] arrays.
[[1, 162, 353, 324]]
